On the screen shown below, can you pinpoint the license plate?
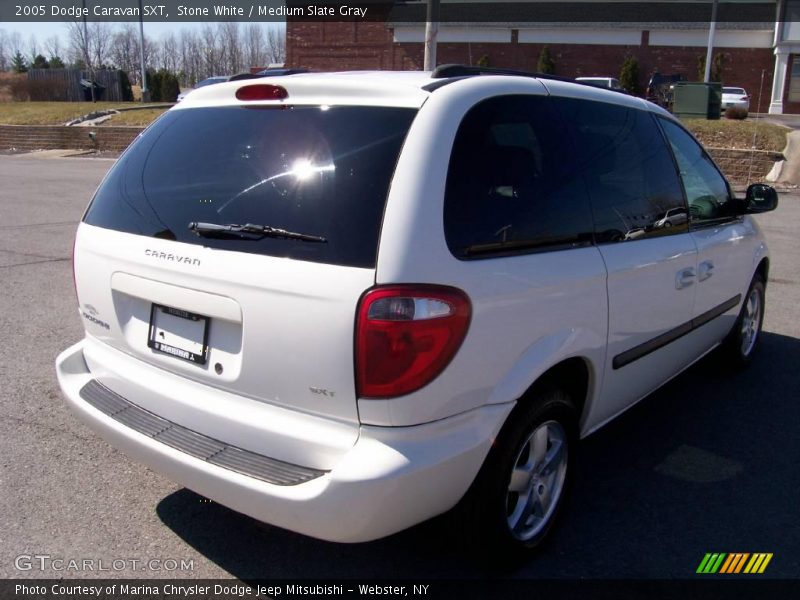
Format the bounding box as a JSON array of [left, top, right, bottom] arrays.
[[148, 304, 209, 365]]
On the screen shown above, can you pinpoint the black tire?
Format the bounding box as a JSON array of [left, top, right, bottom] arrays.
[[721, 274, 765, 369], [454, 388, 578, 559]]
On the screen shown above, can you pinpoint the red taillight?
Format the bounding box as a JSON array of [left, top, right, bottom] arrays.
[[741, 96, 749, 101], [235, 84, 288, 101], [356, 285, 471, 399]]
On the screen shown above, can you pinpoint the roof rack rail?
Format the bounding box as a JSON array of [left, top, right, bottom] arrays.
[[430, 64, 575, 84], [426, 64, 632, 96]]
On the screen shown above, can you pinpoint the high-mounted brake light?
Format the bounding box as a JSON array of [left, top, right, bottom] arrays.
[[356, 285, 471, 399], [236, 84, 288, 101]]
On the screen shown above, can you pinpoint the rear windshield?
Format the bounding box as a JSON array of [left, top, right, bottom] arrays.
[[723, 87, 745, 94], [84, 105, 416, 268]]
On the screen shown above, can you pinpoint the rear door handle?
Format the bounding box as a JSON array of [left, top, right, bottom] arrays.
[[676, 267, 696, 290], [698, 260, 714, 281]]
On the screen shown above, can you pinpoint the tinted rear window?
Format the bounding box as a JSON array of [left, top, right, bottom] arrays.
[[443, 95, 594, 258], [84, 105, 416, 268]]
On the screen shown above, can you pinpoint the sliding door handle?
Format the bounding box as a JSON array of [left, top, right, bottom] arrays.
[[676, 267, 696, 290], [698, 260, 715, 281]]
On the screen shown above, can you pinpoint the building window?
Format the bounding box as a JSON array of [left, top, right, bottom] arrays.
[[782, 0, 800, 41], [788, 57, 800, 102]]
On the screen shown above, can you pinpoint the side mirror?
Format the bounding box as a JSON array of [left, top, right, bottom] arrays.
[[744, 184, 779, 214]]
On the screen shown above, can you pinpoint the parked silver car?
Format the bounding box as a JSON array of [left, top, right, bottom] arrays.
[[176, 76, 230, 103]]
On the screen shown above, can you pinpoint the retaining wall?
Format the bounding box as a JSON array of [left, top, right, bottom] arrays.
[[706, 147, 784, 187], [0, 125, 144, 153]]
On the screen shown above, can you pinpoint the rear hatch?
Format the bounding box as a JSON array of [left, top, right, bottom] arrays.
[[76, 101, 417, 425]]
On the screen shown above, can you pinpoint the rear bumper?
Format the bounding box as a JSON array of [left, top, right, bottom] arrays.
[[724, 100, 750, 111], [56, 340, 513, 543]]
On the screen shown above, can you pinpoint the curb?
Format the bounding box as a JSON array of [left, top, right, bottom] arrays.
[[768, 129, 800, 185]]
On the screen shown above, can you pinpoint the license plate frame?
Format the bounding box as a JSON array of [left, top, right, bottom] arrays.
[[147, 304, 210, 365]]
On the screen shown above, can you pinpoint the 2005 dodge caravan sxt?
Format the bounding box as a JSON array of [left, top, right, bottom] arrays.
[[56, 66, 778, 554]]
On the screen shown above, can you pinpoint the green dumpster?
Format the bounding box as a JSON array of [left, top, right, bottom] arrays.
[[672, 82, 722, 120]]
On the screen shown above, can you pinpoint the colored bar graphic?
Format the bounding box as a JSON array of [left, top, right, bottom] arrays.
[[744, 554, 760, 573], [710, 553, 726, 573], [697, 553, 728, 573], [697, 553, 713, 574], [720, 553, 739, 573], [704, 553, 720, 573], [700, 552, 773, 575], [758, 553, 773, 573], [719, 554, 736, 574], [744, 553, 774, 574], [733, 553, 750, 573]]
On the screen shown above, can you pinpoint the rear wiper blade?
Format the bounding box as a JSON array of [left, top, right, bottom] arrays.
[[188, 222, 327, 243]]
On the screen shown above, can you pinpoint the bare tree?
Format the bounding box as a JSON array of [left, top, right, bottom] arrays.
[[160, 32, 179, 74], [110, 24, 137, 77], [200, 25, 220, 77], [266, 26, 286, 65], [45, 35, 63, 62], [218, 22, 242, 74], [244, 24, 266, 71], [109, 24, 154, 84], [89, 22, 113, 68], [179, 29, 201, 85], [65, 22, 91, 68], [67, 21, 113, 69], [9, 31, 23, 57], [0, 29, 8, 71], [27, 34, 39, 62]]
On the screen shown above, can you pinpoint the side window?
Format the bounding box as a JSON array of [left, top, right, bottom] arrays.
[[659, 118, 732, 222], [443, 95, 594, 258], [560, 98, 688, 243]]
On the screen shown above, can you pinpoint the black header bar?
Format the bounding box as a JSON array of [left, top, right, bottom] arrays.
[[0, 1, 782, 23]]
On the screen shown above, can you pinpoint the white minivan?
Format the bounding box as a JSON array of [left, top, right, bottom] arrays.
[[56, 65, 778, 555]]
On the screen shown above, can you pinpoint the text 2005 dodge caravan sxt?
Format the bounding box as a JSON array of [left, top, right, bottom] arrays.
[[56, 66, 777, 555]]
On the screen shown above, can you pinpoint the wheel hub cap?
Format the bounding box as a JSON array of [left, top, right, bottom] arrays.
[[506, 420, 568, 541], [740, 288, 761, 357]]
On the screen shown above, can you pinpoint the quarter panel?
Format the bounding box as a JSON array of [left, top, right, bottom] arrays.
[[360, 246, 608, 428]]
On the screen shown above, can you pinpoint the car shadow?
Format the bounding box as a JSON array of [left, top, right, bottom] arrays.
[[156, 331, 800, 579]]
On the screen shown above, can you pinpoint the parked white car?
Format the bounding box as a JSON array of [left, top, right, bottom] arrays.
[[576, 76, 623, 90], [56, 66, 777, 556], [722, 86, 751, 112]]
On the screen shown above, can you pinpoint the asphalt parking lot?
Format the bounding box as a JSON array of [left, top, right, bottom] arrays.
[[1, 153, 799, 580]]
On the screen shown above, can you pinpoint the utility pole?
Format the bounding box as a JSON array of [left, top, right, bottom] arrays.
[[139, 0, 149, 101], [82, 0, 95, 102], [424, 0, 440, 71], [704, 0, 719, 82]]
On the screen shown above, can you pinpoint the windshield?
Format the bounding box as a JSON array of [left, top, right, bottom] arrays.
[[84, 105, 417, 268]]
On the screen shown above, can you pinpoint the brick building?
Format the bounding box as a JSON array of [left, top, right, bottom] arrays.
[[285, 0, 800, 114]]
